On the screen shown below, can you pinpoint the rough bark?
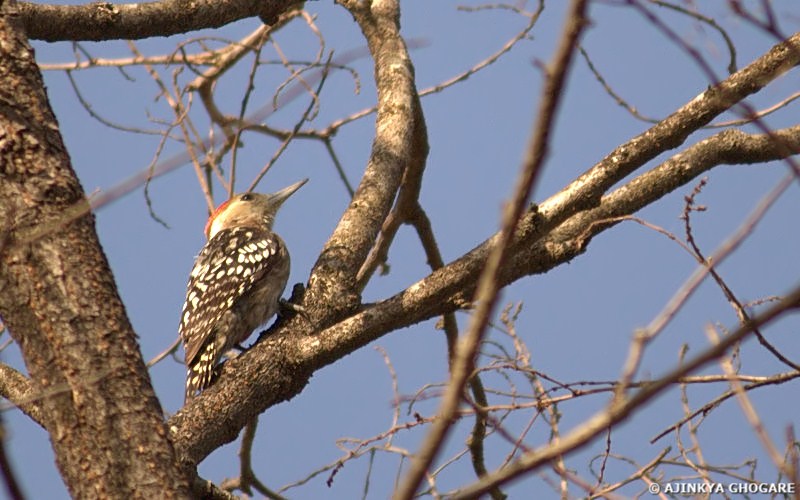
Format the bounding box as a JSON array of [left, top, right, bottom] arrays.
[[303, 0, 428, 324], [18, 0, 303, 42], [0, 7, 190, 499]]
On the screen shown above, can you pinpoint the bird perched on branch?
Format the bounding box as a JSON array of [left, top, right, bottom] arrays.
[[178, 179, 307, 402]]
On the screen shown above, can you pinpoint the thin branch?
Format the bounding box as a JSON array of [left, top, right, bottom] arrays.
[[536, 32, 800, 224], [613, 170, 795, 401], [709, 326, 787, 473], [681, 179, 800, 371], [588, 448, 671, 499], [650, 0, 738, 73], [651, 370, 800, 443], [323, 3, 543, 135], [449, 286, 800, 499], [393, 1, 589, 497], [230, 417, 287, 499], [247, 52, 333, 193], [146, 337, 181, 368]]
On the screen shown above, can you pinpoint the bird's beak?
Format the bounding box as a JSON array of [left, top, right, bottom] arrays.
[[270, 178, 308, 205]]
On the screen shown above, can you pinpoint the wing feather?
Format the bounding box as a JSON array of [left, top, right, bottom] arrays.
[[178, 227, 281, 365]]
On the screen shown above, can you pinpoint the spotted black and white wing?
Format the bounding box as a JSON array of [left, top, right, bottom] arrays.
[[179, 226, 286, 400]]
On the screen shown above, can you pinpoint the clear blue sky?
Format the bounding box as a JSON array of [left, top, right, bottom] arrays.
[[6, 1, 800, 497]]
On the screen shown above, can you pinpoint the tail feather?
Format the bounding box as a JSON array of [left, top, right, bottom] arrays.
[[184, 342, 219, 402]]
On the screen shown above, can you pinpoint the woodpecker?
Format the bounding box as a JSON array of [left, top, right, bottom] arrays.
[[179, 179, 307, 402]]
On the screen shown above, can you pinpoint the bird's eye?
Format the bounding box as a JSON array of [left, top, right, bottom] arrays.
[[240, 193, 253, 202]]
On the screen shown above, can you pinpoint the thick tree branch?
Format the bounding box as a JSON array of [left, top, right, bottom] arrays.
[[303, 0, 428, 321], [18, 0, 302, 42], [515, 125, 800, 271]]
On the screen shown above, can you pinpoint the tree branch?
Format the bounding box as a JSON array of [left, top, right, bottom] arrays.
[[537, 31, 800, 225], [302, 0, 428, 322], [18, 0, 302, 41], [0, 364, 45, 429]]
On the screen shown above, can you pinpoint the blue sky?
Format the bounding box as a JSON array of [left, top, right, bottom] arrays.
[[6, 1, 800, 497]]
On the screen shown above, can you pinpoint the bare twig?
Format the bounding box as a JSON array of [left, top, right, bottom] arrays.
[[146, 337, 181, 368], [709, 325, 787, 474], [612, 171, 796, 402], [450, 285, 800, 498], [247, 52, 333, 193], [393, 1, 590, 497]]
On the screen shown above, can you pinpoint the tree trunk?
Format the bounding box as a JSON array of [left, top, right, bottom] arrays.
[[0, 7, 189, 499]]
